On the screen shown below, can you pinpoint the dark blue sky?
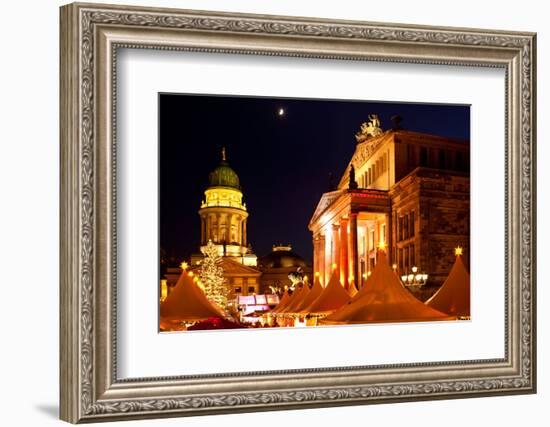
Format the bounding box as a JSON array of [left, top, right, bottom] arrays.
[[159, 94, 469, 265]]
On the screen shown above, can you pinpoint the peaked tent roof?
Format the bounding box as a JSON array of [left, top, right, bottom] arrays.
[[272, 287, 301, 314], [303, 271, 350, 315], [160, 271, 224, 321], [426, 254, 470, 317], [297, 278, 324, 313], [271, 289, 291, 313], [348, 279, 359, 298], [321, 251, 454, 324], [280, 282, 310, 314]]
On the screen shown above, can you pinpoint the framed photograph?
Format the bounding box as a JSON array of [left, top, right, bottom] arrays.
[[60, 2, 536, 423]]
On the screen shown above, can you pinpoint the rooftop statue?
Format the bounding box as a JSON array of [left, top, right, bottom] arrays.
[[355, 114, 383, 142]]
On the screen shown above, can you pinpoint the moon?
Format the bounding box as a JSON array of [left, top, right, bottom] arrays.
[[277, 107, 285, 117]]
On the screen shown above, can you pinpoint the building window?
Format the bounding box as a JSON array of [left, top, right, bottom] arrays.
[[248, 286, 255, 294], [438, 149, 446, 169], [410, 244, 415, 267], [409, 211, 415, 237], [404, 215, 409, 240], [408, 145, 414, 168], [234, 286, 242, 294], [369, 229, 375, 251], [455, 151, 464, 171], [381, 223, 386, 244], [420, 147, 428, 167], [398, 248, 403, 271], [404, 246, 409, 271], [398, 217, 404, 241]]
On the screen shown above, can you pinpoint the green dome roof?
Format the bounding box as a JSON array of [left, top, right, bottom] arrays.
[[208, 148, 241, 190]]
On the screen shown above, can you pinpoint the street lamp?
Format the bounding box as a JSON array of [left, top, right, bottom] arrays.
[[401, 266, 428, 288]]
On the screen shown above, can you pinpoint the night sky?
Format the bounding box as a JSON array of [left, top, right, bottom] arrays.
[[159, 94, 469, 266]]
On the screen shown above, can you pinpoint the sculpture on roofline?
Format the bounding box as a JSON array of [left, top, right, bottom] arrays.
[[355, 114, 383, 143]]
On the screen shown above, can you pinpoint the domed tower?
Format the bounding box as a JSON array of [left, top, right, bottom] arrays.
[[198, 148, 257, 266], [258, 244, 312, 293]]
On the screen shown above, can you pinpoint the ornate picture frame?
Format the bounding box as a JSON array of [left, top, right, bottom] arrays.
[[60, 2, 536, 423]]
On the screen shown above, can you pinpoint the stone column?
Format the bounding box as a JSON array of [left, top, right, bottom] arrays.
[[313, 236, 319, 279], [227, 214, 233, 243], [208, 214, 213, 242], [340, 218, 349, 289], [350, 213, 359, 289], [243, 219, 247, 247], [238, 217, 243, 246], [385, 212, 392, 265], [318, 235, 326, 286], [217, 213, 221, 243], [332, 224, 340, 280]]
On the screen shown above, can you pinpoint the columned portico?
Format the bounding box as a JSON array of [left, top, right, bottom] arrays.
[[339, 217, 349, 288], [331, 224, 340, 276], [309, 189, 391, 291], [319, 234, 326, 286], [350, 213, 359, 289]]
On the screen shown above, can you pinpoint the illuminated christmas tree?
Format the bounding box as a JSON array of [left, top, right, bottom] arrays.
[[199, 240, 228, 310]]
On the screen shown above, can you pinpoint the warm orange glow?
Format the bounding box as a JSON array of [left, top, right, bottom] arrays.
[[367, 271, 372, 277], [378, 240, 386, 250], [180, 261, 188, 270], [160, 279, 168, 302], [332, 262, 337, 270], [315, 271, 320, 277], [392, 263, 397, 270], [188, 271, 194, 277], [455, 246, 463, 256]]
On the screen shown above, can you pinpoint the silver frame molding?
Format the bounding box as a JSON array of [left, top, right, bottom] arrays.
[[60, 2, 537, 423]]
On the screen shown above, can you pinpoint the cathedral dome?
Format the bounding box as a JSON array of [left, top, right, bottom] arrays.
[[208, 148, 241, 190], [260, 245, 307, 269]]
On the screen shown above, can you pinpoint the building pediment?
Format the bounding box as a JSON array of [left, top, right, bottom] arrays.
[[221, 258, 262, 276], [309, 190, 345, 228], [338, 131, 393, 189]]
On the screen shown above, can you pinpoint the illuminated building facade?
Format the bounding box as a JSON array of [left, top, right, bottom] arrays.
[[258, 245, 312, 294], [188, 148, 262, 298], [190, 147, 258, 267], [309, 117, 470, 298]]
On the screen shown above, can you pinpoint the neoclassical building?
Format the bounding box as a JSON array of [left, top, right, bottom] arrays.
[[309, 116, 470, 296], [258, 244, 313, 294], [190, 147, 257, 267], [189, 148, 261, 298]]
